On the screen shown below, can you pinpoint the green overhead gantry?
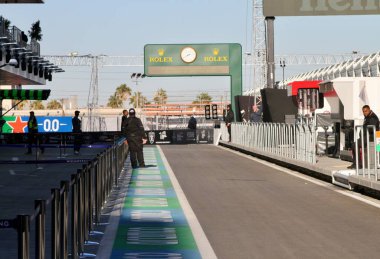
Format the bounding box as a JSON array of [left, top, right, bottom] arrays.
[[0, 89, 51, 124]]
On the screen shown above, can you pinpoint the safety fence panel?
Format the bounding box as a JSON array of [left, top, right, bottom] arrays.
[[220, 122, 316, 164], [354, 125, 379, 180]]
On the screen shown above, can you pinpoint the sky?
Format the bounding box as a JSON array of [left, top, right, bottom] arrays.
[[2, 0, 380, 107]]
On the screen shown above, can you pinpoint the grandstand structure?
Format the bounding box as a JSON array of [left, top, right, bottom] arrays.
[[282, 51, 380, 88], [244, 51, 379, 95]]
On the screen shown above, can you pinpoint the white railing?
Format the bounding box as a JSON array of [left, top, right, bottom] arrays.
[[354, 125, 379, 179], [219, 122, 316, 164]]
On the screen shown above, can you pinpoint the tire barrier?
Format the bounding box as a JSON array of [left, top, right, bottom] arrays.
[[0, 139, 128, 259]]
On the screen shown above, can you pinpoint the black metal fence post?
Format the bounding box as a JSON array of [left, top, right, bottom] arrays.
[[17, 214, 30, 259], [60, 181, 69, 259], [51, 188, 60, 259], [70, 174, 78, 259], [34, 200, 45, 259], [77, 169, 85, 255], [94, 156, 101, 225]]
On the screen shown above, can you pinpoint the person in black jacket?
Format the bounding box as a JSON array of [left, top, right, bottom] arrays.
[[124, 108, 147, 169], [72, 110, 82, 155], [224, 104, 234, 142], [348, 105, 379, 169], [26, 111, 44, 154], [188, 115, 197, 130], [121, 109, 128, 132]]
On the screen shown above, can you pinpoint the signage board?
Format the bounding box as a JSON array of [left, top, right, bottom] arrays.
[[263, 0, 380, 16], [145, 129, 213, 145], [1, 116, 73, 133], [144, 44, 231, 76], [144, 43, 242, 119]]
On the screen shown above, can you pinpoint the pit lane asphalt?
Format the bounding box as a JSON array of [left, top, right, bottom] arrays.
[[161, 144, 380, 259]]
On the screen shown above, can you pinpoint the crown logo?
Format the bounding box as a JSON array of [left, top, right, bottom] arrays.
[[158, 49, 165, 56], [213, 48, 220, 55]]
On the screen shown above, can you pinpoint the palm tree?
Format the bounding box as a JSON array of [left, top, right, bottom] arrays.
[[29, 100, 45, 110], [115, 84, 132, 106], [14, 100, 28, 110], [129, 91, 146, 108], [153, 88, 168, 105], [107, 93, 122, 108], [3, 18, 10, 31], [29, 20, 43, 41], [192, 92, 212, 104], [46, 99, 62, 109]]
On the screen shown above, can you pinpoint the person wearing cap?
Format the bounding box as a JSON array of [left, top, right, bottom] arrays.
[[72, 110, 82, 155], [121, 109, 129, 132], [124, 108, 147, 169], [26, 111, 44, 154], [224, 104, 234, 142]]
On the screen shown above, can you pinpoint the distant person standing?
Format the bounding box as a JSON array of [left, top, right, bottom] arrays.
[[26, 111, 44, 154], [188, 115, 197, 130], [121, 109, 128, 132], [250, 104, 262, 123], [124, 108, 147, 169], [224, 104, 234, 142], [72, 110, 82, 155]]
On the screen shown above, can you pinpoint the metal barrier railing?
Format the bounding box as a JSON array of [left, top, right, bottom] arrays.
[[354, 125, 378, 179], [0, 139, 128, 259], [219, 122, 316, 164]]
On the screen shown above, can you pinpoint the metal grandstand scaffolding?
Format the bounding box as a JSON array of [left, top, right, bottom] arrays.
[[283, 51, 380, 85], [43, 54, 361, 68], [42, 52, 370, 110], [87, 56, 99, 131], [251, 0, 267, 97]]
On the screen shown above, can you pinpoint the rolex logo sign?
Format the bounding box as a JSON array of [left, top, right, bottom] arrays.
[[149, 49, 173, 63], [158, 49, 165, 56], [204, 48, 228, 63]]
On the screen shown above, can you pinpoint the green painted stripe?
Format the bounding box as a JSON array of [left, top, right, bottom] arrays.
[[21, 89, 26, 100], [37, 90, 42, 100], [29, 90, 34, 100], [111, 146, 201, 258], [12, 89, 17, 99]]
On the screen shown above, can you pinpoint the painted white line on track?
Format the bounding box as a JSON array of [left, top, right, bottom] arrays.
[[218, 145, 380, 209], [157, 146, 218, 259]]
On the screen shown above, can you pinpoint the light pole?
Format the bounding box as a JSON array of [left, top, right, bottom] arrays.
[[279, 59, 286, 89], [130, 73, 146, 110]]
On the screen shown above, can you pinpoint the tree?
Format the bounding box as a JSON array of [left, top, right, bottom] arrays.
[[116, 84, 132, 101], [153, 88, 168, 105], [29, 100, 45, 110], [28, 20, 43, 41], [192, 92, 212, 104], [107, 93, 122, 108], [107, 83, 132, 108], [129, 91, 146, 108], [46, 99, 62, 109], [14, 100, 28, 110], [3, 18, 10, 31]]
